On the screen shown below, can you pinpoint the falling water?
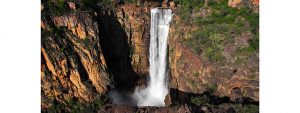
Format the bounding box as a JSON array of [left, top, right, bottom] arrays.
[[133, 8, 172, 106]]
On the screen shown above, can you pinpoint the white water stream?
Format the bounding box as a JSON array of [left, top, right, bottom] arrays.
[[133, 8, 173, 107]]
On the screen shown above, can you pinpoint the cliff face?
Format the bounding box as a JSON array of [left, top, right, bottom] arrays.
[[41, 0, 259, 112], [167, 0, 259, 103], [41, 0, 159, 110], [115, 4, 151, 79], [41, 11, 110, 107]]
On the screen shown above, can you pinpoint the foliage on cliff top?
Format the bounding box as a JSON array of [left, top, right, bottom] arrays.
[[42, 0, 69, 16], [42, 0, 115, 16], [177, 0, 259, 63]]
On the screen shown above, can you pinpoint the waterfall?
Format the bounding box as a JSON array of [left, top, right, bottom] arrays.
[[133, 8, 172, 107]]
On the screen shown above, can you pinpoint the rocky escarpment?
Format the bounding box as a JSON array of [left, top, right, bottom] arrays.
[[41, 11, 110, 105], [41, 0, 162, 111], [115, 3, 152, 81], [168, 0, 259, 103], [41, 0, 143, 110], [41, 0, 259, 112]]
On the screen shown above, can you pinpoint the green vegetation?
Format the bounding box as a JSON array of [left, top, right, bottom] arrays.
[[236, 33, 259, 54], [175, 0, 205, 23], [188, 80, 198, 88], [191, 95, 209, 105], [78, 0, 101, 10], [208, 83, 218, 93], [83, 36, 90, 44], [191, 95, 214, 108], [42, 0, 114, 16], [183, 29, 226, 62], [42, 95, 108, 113], [45, 0, 69, 16], [60, 46, 66, 52], [192, 72, 200, 77], [235, 104, 259, 113], [249, 33, 259, 51], [191, 94, 259, 112], [177, 0, 259, 63]]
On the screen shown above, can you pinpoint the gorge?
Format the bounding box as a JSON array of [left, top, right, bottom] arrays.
[[41, 0, 259, 112]]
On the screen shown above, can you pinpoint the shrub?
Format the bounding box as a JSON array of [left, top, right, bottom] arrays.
[[205, 48, 224, 62], [235, 33, 259, 54], [203, 34, 225, 62], [249, 33, 259, 52], [246, 13, 259, 34], [46, 0, 69, 16], [191, 95, 214, 108], [183, 37, 201, 54], [191, 95, 209, 106], [176, 0, 205, 23], [236, 104, 259, 113], [79, 0, 98, 10]]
